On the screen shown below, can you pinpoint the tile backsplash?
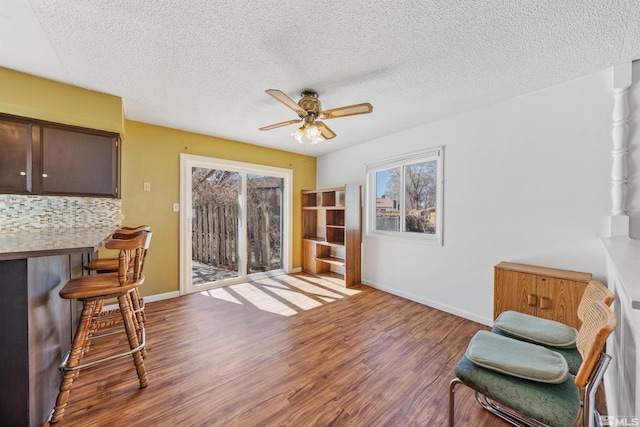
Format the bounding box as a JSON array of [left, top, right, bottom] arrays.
[[0, 194, 122, 233]]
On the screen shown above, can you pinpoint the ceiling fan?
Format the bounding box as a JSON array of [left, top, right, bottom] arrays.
[[259, 89, 373, 144]]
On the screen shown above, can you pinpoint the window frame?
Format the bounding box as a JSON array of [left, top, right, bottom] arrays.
[[365, 146, 444, 245]]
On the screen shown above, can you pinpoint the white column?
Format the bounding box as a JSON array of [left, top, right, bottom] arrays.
[[608, 63, 632, 237]]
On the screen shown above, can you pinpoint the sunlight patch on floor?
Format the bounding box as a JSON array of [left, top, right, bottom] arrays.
[[201, 287, 242, 305], [229, 283, 298, 316], [199, 274, 361, 316]]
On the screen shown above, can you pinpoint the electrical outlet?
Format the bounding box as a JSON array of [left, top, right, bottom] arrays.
[[143, 182, 151, 192], [172, 203, 180, 212]]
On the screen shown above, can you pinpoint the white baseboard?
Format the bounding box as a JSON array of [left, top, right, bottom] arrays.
[[102, 291, 180, 312], [361, 278, 493, 326], [144, 291, 180, 303]]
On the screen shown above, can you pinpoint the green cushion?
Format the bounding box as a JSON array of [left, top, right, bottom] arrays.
[[466, 331, 569, 384], [494, 310, 577, 349], [492, 327, 583, 375], [455, 355, 580, 427]]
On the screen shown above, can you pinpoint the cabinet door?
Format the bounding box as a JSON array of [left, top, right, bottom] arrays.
[[0, 117, 38, 193], [537, 277, 585, 328], [494, 268, 537, 319], [41, 126, 119, 197]]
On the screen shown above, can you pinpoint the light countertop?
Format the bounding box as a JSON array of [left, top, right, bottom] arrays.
[[0, 226, 117, 261]]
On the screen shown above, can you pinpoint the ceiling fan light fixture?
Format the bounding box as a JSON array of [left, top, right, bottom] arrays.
[[292, 127, 305, 143], [261, 88, 372, 144], [304, 123, 322, 140], [292, 124, 324, 144]]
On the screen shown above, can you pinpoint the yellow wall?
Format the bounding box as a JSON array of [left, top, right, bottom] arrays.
[[0, 68, 317, 297], [121, 120, 316, 296], [0, 67, 124, 134]]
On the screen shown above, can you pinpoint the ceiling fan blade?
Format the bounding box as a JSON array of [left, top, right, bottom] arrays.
[[319, 102, 373, 119], [259, 119, 302, 131], [316, 122, 336, 140], [265, 89, 307, 117]]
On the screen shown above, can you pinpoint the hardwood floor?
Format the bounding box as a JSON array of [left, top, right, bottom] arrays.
[[47, 273, 596, 426]]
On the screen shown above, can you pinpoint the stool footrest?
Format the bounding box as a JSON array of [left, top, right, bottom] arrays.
[[59, 328, 145, 372]]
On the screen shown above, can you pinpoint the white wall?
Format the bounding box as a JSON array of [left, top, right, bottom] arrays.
[[317, 67, 614, 325]]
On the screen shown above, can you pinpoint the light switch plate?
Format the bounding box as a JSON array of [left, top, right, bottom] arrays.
[[172, 203, 180, 212]]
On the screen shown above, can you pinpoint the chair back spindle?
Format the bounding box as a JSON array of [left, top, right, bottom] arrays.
[[105, 231, 152, 287]]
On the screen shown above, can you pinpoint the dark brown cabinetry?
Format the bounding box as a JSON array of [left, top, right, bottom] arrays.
[[301, 185, 362, 287], [0, 115, 38, 193], [0, 113, 120, 197]]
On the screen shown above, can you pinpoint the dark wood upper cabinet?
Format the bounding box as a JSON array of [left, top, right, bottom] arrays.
[[0, 113, 120, 198], [41, 125, 119, 197], [0, 116, 38, 194]]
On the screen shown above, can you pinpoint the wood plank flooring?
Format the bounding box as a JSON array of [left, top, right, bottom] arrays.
[[46, 273, 598, 426]]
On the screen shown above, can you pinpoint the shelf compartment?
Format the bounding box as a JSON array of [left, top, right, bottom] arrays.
[[302, 191, 319, 207], [321, 191, 336, 207], [315, 255, 345, 267], [326, 209, 345, 227], [326, 228, 345, 245], [302, 210, 319, 240], [302, 237, 343, 248]]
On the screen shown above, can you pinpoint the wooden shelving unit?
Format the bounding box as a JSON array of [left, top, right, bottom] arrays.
[[301, 185, 361, 287]]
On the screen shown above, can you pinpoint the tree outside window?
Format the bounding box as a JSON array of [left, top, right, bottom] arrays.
[[367, 148, 443, 244]]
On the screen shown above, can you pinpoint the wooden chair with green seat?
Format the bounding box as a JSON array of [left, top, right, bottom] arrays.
[[50, 230, 152, 423], [492, 280, 614, 374], [449, 300, 616, 427]]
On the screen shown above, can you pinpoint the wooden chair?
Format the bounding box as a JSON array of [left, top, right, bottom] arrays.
[[50, 231, 152, 423], [449, 300, 616, 427], [492, 280, 614, 374], [85, 225, 151, 329], [85, 225, 151, 272]]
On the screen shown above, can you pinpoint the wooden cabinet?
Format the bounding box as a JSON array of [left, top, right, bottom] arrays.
[[0, 113, 120, 197], [301, 185, 361, 287], [493, 262, 592, 329], [0, 115, 38, 194]]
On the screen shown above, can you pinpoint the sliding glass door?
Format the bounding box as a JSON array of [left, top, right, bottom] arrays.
[[180, 154, 292, 294], [190, 167, 241, 284], [246, 173, 283, 274]]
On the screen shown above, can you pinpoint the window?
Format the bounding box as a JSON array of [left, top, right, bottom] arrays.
[[366, 147, 443, 244]]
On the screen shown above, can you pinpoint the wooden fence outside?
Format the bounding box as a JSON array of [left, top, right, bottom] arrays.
[[192, 201, 279, 272]]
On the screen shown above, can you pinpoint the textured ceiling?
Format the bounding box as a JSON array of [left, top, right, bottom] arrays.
[[1, 1, 640, 156]]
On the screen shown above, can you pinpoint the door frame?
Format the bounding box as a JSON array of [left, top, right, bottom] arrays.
[[179, 153, 293, 295]]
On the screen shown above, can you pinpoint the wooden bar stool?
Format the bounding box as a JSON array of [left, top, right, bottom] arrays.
[[85, 225, 151, 330], [85, 225, 151, 272], [50, 231, 152, 423]]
